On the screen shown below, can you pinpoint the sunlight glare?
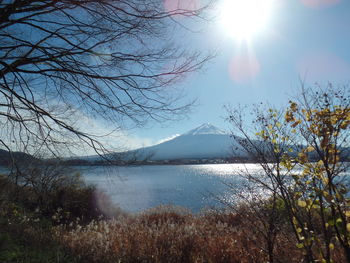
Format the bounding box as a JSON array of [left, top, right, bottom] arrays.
[[219, 0, 274, 40]]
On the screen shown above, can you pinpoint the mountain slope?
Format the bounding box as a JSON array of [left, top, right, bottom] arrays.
[[74, 123, 350, 163], [136, 123, 245, 160]]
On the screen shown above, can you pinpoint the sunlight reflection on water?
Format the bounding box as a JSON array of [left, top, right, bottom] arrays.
[[80, 163, 350, 213], [80, 164, 264, 213]]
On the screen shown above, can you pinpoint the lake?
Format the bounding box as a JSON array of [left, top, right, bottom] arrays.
[[80, 164, 262, 213]]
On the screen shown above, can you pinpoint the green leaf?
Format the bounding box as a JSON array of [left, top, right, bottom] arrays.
[[328, 220, 335, 226], [336, 218, 342, 225], [296, 243, 304, 249]]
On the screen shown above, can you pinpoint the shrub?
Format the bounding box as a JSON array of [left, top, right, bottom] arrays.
[[227, 86, 350, 262]]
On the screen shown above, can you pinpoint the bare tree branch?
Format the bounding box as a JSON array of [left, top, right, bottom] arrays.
[[0, 0, 214, 158]]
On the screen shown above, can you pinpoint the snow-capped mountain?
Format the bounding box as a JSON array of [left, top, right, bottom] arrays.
[[72, 123, 350, 163], [135, 123, 245, 160], [184, 123, 227, 136]]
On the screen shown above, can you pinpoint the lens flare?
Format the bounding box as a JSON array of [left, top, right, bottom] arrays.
[[229, 54, 260, 83], [163, 0, 200, 15], [301, 0, 340, 8]]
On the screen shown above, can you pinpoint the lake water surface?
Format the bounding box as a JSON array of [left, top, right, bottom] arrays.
[[80, 164, 261, 212]]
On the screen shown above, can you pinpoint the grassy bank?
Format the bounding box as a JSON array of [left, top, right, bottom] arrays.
[[0, 166, 348, 263], [55, 205, 346, 263], [1, 202, 347, 263], [0, 214, 75, 263]]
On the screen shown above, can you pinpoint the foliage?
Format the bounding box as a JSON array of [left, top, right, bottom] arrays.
[[227, 85, 350, 263], [0, 159, 130, 262], [1, 163, 107, 223], [0, 201, 77, 263], [0, 163, 108, 262]]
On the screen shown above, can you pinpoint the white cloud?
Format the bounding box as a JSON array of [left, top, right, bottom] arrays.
[[155, 134, 180, 145], [0, 95, 156, 157], [72, 115, 154, 156]]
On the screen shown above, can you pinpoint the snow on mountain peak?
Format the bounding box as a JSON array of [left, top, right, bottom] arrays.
[[184, 123, 227, 136]]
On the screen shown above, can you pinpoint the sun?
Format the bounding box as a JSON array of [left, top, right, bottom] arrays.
[[219, 0, 274, 41]]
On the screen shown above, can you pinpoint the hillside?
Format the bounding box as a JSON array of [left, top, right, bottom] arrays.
[[0, 149, 37, 166], [134, 123, 246, 161]]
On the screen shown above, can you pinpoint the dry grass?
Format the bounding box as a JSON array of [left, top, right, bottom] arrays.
[[55, 206, 308, 263]]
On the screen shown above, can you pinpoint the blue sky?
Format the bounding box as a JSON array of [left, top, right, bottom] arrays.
[[126, 0, 350, 147]]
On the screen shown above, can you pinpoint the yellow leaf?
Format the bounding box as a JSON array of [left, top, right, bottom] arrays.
[[340, 121, 349, 130], [285, 112, 294, 122], [329, 243, 334, 250], [298, 200, 307, 208], [306, 146, 315, 152], [290, 102, 298, 112], [293, 216, 298, 225], [291, 120, 301, 128], [322, 177, 329, 185], [345, 211, 350, 217], [347, 223, 350, 232]]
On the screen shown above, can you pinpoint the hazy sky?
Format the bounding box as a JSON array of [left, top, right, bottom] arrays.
[[120, 0, 350, 148]]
